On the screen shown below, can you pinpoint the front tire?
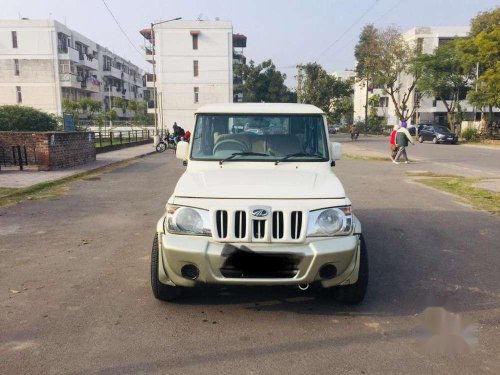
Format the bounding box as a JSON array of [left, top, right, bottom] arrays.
[[156, 142, 167, 153], [432, 136, 438, 144], [151, 234, 182, 301], [418, 136, 424, 143], [337, 235, 368, 305]]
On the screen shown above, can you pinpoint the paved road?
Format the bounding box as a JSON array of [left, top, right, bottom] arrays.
[[1, 153, 499, 374], [334, 134, 500, 178]]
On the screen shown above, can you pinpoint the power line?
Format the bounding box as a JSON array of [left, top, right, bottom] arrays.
[[315, 0, 380, 61], [100, 0, 143, 59], [375, 0, 405, 22]]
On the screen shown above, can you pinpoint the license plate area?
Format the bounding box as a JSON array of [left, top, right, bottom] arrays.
[[220, 245, 302, 279]]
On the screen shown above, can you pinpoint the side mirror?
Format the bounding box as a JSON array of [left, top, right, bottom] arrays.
[[329, 142, 342, 161], [175, 141, 189, 161]]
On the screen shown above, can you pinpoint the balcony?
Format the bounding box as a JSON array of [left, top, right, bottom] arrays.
[[82, 78, 100, 93], [146, 74, 155, 88], [59, 73, 81, 89], [145, 47, 154, 63], [103, 66, 123, 80], [233, 34, 247, 48], [147, 99, 156, 113], [58, 46, 80, 63], [77, 51, 99, 70]]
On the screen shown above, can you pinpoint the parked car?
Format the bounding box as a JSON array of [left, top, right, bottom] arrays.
[[408, 124, 429, 136], [418, 125, 458, 144], [151, 103, 368, 305]]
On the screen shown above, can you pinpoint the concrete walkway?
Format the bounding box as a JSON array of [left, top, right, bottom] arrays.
[[0, 143, 156, 189]]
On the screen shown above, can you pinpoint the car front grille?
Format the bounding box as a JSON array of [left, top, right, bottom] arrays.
[[214, 209, 305, 242]]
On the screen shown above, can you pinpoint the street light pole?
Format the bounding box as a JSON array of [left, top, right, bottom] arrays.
[[150, 17, 181, 143]]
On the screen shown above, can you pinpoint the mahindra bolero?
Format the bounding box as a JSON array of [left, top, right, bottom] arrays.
[[151, 103, 368, 304]]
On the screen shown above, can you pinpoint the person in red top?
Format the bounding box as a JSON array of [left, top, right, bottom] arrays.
[[184, 130, 191, 142], [389, 124, 400, 160]]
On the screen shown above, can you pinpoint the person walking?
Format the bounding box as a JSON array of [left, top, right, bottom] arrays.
[[393, 122, 414, 164], [389, 124, 399, 160]]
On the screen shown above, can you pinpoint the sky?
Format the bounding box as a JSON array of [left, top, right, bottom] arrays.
[[3, 0, 499, 87]]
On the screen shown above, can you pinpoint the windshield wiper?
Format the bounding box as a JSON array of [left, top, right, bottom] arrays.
[[219, 152, 270, 165], [275, 152, 325, 165]]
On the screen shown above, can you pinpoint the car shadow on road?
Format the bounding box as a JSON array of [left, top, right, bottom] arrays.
[[171, 207, 500, 317]]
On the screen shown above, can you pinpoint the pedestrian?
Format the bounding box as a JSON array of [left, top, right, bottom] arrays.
[[172, 122, 185, 144], [393, 122, 415, 164], [389, 124, 400, 160]]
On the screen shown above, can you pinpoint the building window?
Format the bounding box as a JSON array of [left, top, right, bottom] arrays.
[[192, 34, 198, 50], [14, 59, 19, 76], [16, 86, 22, 104], [416, 38, 423, 54], [193, 60, 199, 77], [432, 99, 437, 107], [194, 87, 199, 103], [12, 31, 18, 48]]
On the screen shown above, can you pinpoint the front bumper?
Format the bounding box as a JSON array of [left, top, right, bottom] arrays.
[[158, 232, 361, 288]]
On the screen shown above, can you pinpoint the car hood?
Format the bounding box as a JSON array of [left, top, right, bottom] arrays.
[[173, 169, 346, 199]]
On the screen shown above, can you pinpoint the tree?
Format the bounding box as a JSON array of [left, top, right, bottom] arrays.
[[62, 99, 80, 118], [237, 59, 293, 103], [299, 63, 353, 123], [470, 7, 500, 37], [418, 41, 472, 130], [369, 26, 422, 123], [112, 97, 127, 116], [457, 8, 500, 129], [354, 24, 380, 127], [106, 109, 118, 122], [0, 105, 58, 131], [366, 94, 384, 134]]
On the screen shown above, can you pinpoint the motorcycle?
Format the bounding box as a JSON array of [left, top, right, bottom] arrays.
[[350, 132, 359, 141], [156, 133, 177, 153]]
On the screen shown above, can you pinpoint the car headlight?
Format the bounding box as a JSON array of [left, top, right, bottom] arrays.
[[165, 205, 211, 236], [437, 134, 446, 138], [307, 206, 352, 237]]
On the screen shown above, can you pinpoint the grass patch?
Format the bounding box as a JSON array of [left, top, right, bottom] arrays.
[[0, 187, 20, 198], [412, 174, 500, 215], [343, 153, 390, 162], [0, 159, 137, 208]]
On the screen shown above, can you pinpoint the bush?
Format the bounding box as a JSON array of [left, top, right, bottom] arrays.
[[0, 105, 58, 131], [462, 128, 478, 142]]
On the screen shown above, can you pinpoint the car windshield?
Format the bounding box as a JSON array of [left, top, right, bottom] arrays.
[[435, 126, 451, 132], [191, 114, 329, 161]]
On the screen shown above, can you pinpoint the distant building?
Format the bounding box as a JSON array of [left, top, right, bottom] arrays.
[[352, 26, 498, 127], [140, 20, 246, 131], [332, 70, 356, 81], [0, 19, 145, 118]]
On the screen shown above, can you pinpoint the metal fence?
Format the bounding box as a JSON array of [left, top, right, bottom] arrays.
[[0, 145, 35, 171], [94, 130, 151, 148]]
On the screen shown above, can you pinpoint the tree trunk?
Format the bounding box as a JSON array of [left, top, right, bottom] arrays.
[[447, 112, 454, 132]]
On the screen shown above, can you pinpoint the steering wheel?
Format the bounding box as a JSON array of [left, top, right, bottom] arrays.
[[213, 139, 249, 154]]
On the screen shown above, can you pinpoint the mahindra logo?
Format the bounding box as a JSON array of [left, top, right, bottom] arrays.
[[252, 209, 269, 218]]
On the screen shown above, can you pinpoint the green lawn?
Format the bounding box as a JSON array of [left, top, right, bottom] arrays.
[[411, 174, 500, 215]]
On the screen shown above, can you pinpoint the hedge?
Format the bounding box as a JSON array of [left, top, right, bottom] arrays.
[[0, 105, 58, 131]]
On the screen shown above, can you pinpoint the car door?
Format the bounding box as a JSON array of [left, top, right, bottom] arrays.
[[420, 125, 431, 141]]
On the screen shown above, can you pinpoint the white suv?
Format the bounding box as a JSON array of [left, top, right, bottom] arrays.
[[151, 103, 368, 304]]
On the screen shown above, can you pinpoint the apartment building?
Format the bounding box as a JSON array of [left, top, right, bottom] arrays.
[[140, 20, 246, 131], [0, 19, 145, 118], [353, 26, 479, 126]]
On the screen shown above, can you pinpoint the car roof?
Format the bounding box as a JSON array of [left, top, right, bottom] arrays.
[[195, 103, 324, 115]]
